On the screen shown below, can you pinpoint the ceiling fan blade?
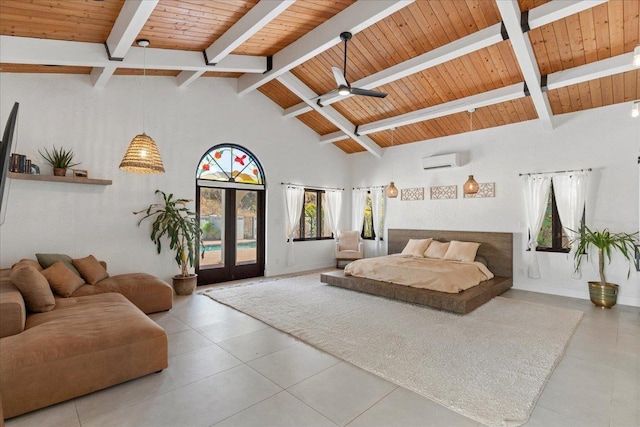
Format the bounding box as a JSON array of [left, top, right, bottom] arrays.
[[350, 87, 388, 98], [331, 66, 348, 87]]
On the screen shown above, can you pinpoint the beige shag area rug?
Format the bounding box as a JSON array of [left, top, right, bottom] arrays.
[[203, 274, 583, 427]]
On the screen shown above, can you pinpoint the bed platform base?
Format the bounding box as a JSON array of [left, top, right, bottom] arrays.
[[320, 270, 513, 314]]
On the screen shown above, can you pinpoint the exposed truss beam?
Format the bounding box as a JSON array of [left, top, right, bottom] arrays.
[[320, 131, 350, 144], [357, 83, 525, 135], [176, 70, 206, 88], [284, 22, 505, 118], [205, 0, 295, 65], [90, 65, 118, 88], [0, 36, 267, 74], [237, 0, 414, 96], [497, 0, 554, 130], [277, 72, 383, 158], [106, 0, 159, 60], [546, 52, 634, 90], [527, 0, 609, 30]]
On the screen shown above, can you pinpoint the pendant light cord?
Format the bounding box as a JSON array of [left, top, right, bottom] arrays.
[[142, 43, 146, 134], [390, 128, 395, 181]]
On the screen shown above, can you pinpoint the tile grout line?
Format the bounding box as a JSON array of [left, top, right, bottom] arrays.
[[343, 385, 400, 427]]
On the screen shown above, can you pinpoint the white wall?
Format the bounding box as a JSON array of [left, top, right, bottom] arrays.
[[0, 73, 350, 281], [350, 103, 640, 307]]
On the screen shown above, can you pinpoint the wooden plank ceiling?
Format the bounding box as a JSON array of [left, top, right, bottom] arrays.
[[0, 0, 638, 155]]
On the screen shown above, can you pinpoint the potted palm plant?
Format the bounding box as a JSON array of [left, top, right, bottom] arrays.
[[134, 190, 199, 295], [572, 224, 638, 308], [38, 146, 80, 176]]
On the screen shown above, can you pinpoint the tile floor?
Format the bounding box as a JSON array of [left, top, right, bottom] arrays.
[[6, 273, 639, 427]]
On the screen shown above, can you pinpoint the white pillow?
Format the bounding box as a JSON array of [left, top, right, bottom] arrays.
[[400, 239, 432, 257], [424, 240, 450, 259], [443, 240, 481, 263]]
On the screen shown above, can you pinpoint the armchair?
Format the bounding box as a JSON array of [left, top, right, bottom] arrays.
[[335, 230, 364, 268]]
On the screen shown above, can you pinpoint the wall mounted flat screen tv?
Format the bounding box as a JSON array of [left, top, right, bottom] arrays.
[[0, 102, 19, 223]]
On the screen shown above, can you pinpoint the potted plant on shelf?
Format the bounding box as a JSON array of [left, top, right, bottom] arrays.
[[38, 146, 80, 176], [134, 190, 199, 295], [572, 224, 638, 308]]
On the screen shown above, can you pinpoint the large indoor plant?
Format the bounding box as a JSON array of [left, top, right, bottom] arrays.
[[572, 225, 638, 308], [38, 145, 80, 176], [134, 190, 199, 295]]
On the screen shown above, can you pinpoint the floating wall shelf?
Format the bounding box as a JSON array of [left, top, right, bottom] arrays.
[[8, 172, 112, 186]]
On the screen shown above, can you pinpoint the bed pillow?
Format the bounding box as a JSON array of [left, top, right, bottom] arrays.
[[10, 265, 56, 313], [443, 240, 481, 263], [400, 239, 432, 257], [424, 240, 450, 259], [72, 255, 109, 285], [42, 261, 86, 297]]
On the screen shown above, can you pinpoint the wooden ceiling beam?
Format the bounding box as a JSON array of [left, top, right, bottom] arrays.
[[356, 83, 525, 135], [0, 36, 267, 74], [237, 0, 414, 96], [284, 22, 506, 118], [320, 131, 350, 144], [204, 0, 295, 65], [527, 0, 609, 31], [546, 52, 635, 91], [176, 70, 206, 88], [277, 72, 383, 158], [105, 0, 159, 60], [497, 0, 554, 130]]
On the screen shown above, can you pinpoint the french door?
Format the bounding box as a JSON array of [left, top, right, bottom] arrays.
[[196, 184, 265, 284]]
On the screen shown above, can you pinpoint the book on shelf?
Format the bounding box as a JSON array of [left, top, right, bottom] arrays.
[[9, 153, 32, 174]]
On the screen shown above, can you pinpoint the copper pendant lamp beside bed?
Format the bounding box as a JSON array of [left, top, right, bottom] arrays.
[[385, 127, 398, 198], [463, 109, 479, 195]]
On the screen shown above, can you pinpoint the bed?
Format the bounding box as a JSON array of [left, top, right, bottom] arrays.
[[320, 229, 513, 314]]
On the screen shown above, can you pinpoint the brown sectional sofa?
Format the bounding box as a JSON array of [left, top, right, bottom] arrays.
[[0, 261, 174, 420]]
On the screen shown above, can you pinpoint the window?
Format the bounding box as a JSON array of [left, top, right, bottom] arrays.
[[293, 189, 332, 241], [361, 192, 384, 240], [536, 183, 583, 253]]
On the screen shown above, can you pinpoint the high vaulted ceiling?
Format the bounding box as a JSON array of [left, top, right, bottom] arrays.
[[1, 0, 639, 157]]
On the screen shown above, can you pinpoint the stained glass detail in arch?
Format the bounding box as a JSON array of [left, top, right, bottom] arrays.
[[197, 145, 264, 185]]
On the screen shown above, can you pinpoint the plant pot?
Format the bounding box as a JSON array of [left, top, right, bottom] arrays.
[[588, 281, 618, 309], [173, 274, 197, 295], [53, 168, 67, 176]]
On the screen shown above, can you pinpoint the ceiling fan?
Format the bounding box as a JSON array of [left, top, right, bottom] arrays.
[[318, 31, 387, 105]]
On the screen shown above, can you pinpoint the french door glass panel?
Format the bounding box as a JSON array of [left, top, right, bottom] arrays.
[[236, 190, 257, 265], [199, 188, 225, 269]]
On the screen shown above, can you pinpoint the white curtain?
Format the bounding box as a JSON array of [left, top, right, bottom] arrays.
[[370, 187, 385, 256], [284, 186, 305, 265], [522, 175, 552, 279], [325, 190, 342, 238], [552, 171, 589, 278], [352, 188, 368, 233]]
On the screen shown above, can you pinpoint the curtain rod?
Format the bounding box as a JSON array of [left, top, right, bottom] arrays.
[[281, 182, 344, 191], [352, 185, 386, 190], [519, 168, 592, 177]]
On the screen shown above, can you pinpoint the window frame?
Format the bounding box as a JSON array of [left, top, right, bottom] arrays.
[[535, 183, 584, 253], [293, 189, 333, 242]]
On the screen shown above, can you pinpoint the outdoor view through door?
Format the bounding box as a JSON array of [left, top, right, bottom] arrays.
[[196, 144, 265, 285]]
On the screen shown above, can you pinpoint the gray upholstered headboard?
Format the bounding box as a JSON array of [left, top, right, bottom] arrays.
[[388, 229, 513, 278]]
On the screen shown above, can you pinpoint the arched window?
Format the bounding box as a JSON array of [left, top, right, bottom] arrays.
[[197, 144, 264, 187]]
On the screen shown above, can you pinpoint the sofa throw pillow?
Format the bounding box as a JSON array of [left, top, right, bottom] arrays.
[[424, 240, 450, 259], [36, 253, 81, 277], [10, 265, 55, 313], [42, 261, 85, 297], [400, 239, 432, 257], [11, 259, 43, 271], [72, 255, 109, 285], [443, 240, 482, 263]]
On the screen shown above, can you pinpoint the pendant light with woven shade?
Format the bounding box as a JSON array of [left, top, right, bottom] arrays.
[[385, 127, 398, 198], [463, 109, 479, 195], [119, 39, 165, 174]]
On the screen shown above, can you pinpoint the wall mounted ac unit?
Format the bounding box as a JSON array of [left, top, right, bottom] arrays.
[[421, 153, 460, 170]]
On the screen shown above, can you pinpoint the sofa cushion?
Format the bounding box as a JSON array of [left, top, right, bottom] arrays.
[[36, 253, 81, 277], [0, 270, 25, 338], [0, 293, 168, 418], [71, 273, 173, 314], [72, 255, 109, 285], [10, 266, 55, 313], [42, 261, 85, 297], [11, 259, 43, 272]]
